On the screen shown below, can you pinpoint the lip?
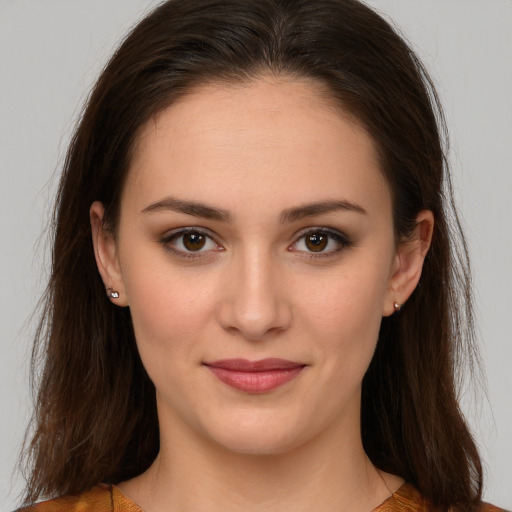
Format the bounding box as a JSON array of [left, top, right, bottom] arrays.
[[203, 358, 306, 393]]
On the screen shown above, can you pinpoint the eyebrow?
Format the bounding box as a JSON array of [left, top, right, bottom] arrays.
[[141, 196, 367, 223], [279, 200, 367, 223], [141, 196, 232, 222]]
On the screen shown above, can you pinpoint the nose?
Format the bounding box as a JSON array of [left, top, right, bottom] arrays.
[[216, 248, 292, 341]]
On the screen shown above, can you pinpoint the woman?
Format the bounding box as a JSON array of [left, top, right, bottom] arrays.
[[17, 0, 505, 511]]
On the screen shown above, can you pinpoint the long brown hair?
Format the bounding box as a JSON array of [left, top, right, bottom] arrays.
[[22, 0, 482, 509]]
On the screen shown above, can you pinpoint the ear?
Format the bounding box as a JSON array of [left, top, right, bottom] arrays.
[[90, 201, 129, 307], [382, 210, 434, 316]]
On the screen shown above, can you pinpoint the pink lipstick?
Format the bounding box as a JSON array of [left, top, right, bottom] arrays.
[[204, 358, 305, 393]]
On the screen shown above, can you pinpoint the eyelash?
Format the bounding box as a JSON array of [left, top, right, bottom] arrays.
[[289, 227, 352, 259], [160, 227, 352, 260], [160, 227, 223, 260]]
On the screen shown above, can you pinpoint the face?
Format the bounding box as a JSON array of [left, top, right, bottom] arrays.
[[93, 77, 421, 456]]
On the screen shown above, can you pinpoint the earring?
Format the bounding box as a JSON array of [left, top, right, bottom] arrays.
[[107, 287, 120, 299], [393, 301, 402, 313]]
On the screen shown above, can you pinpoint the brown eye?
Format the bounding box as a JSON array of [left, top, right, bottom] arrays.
[[182, 232, 206, 251], [162, 229, 221, 257], [289, 228, 350, 257], [305, 233, 328, 252]]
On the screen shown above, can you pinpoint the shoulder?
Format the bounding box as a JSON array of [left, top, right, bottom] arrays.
[[15, 484, 144, 512], [15, 484, 113, 512], [376, 483, 509, 512], [375, 483, 434, 511]]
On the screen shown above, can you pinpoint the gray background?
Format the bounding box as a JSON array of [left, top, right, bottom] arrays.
[[1, 1, 511, 509]]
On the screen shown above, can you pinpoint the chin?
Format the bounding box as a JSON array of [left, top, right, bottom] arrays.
[[213, 432, 301, 456], [202, 412, 311, 456]]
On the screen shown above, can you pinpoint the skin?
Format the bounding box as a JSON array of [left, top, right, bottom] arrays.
[[91, 77, 433, 512]]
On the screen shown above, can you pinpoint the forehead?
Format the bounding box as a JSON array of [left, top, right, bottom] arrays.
[[125, 77, 390, 217]]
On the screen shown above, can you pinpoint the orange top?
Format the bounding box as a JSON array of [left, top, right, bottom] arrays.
[[19, 483, 505, 512]]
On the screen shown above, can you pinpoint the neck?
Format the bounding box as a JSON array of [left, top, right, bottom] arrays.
[[119, 402, 402, 512]]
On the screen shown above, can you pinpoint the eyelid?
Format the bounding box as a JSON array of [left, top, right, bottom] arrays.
[[159, 225, 352, 260], [161, 226, 218, 240], [289, 226, 352, 256], [160, 227, 224, 258]]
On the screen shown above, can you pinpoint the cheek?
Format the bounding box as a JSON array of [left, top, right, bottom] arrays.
[[120, 251, 219, 365], [295, 257, 392, 383], [299, 261, 390, 333]]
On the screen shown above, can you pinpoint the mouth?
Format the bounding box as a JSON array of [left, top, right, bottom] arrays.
[[203, 358, 306, 393]]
